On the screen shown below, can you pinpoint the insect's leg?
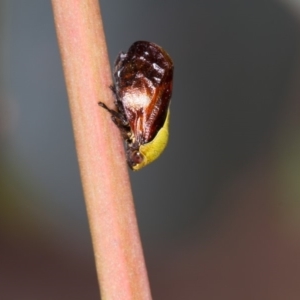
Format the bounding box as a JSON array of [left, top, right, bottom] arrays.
[[98, 102, 123, 122], [98, 102, 130, 138], [109, 84, 120, 108], [109, 84, 125, 114], [98, 101, 116, 115], [109, 84, 117, 96]]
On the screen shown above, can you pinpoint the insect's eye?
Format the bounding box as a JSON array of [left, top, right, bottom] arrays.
[[131, 151, 144, 165]]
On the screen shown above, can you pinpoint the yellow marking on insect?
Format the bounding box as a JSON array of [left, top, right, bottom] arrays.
[[132, 109, 170, 170]]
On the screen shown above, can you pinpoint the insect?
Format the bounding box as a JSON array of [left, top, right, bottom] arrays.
[[99, 41, 174, 170]]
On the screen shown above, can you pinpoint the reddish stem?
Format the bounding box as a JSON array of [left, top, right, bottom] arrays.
[[51, 1, 152, 299]]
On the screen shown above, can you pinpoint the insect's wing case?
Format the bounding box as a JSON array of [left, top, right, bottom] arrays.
[[114, 41, 174, 145]]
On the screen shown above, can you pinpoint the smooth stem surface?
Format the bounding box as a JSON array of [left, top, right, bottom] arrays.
[[51, 1, 152, 299]]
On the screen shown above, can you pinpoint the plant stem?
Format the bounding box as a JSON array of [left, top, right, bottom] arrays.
[[51, 1, 152, 299]]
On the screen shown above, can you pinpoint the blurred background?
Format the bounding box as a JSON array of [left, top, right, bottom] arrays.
[[1, 0, 300, 299]]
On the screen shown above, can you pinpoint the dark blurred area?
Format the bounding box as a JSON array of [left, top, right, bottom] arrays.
[[1, 0, 300, 299]]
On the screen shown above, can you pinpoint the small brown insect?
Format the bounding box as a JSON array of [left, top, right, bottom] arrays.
[[99, 41, 174, 170]]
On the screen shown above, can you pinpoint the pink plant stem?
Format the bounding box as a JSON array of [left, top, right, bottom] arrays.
[[51, 1, 152, 299]]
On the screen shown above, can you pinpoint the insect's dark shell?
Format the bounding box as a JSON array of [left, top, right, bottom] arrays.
[[99, 41, 174, 170], [113, 41, 174, 146]]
